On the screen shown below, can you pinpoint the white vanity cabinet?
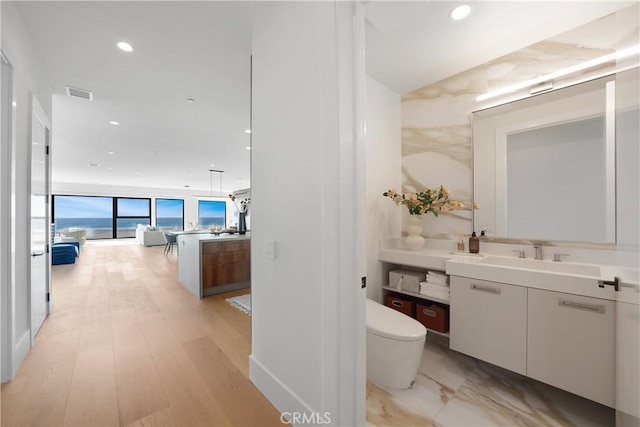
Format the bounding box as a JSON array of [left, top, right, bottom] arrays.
[[527, 288, 615, 407], [450, 276, 527, 375]]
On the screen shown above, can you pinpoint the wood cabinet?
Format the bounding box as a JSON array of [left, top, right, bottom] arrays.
[[178, 234, 250, 298], [450, 276, 527, 375], [527, 288, 615, 407], [202, 240, 250, 288]]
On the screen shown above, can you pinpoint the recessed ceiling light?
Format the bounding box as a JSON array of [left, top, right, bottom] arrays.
[[116, 41, 134, 52], [244, 129, 251, 134], [109, 121, 120, 126], [186, 98, 195, 103], [107, 151, 115, 155], [245, 146, 251, 150], [88, 163, 100, 167], [450, 4, 471, 20]]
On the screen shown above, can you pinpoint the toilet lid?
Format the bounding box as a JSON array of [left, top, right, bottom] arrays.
[[366, 299, 427, 342]]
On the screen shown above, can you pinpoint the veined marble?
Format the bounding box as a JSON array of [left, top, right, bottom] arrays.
[[399, 5, 638, 240], [366, 335, 615, 427]]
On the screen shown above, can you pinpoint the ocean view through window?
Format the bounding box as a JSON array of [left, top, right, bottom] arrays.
[[198, 200, 226, 229], [53, 195, 156, 239], [53, 195, 113, 239], [115, 197, 151, 238], [156, 198, 184, 231]]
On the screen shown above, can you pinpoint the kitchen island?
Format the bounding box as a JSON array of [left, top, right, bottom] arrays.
[[177, 233, 250, 298]]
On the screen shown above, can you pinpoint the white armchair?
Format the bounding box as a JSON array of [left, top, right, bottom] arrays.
[[63, 228, 87, 245], [135, 225, 166, 246]]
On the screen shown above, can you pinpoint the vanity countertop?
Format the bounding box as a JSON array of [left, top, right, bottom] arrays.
[[380, 238, 639, 305]]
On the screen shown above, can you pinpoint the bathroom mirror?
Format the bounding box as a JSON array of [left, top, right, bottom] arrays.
[[472, 75, 617, 244]]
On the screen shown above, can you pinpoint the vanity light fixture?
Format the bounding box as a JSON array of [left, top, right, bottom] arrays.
[[109, 121, 120, 126], [450, 4, 471, 21], [116, 41, 134, 52], [476, 44, 640, 102]]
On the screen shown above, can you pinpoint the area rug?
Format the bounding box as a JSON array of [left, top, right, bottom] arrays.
[[225, 294, 251, 316]]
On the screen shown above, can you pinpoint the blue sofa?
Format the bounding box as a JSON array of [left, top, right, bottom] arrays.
[[52, 243, 78, 265]]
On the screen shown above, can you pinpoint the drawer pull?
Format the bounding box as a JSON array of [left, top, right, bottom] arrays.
[[470, 283, 501, 294], [391, 300, 404, 308], [559, 299, 605, 314], [422, 308, 436, 317]]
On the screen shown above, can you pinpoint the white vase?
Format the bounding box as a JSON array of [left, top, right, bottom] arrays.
[[405, 216, 425, 251]]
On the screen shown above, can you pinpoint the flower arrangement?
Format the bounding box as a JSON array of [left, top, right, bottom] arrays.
[[383, 186, 464, 216], [228, 194, 250, 214]]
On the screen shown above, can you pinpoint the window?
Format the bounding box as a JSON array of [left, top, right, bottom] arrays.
[[156, 198, 184, 231], [52, 195, 113, 239], [198, 200, 226, 229], [115, 197, 151, 238]]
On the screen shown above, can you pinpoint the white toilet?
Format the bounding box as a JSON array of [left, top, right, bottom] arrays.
[[366, 298, 427, 389]]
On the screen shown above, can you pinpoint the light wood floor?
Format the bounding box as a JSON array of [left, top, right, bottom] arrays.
[[1, 241, 282, 427]]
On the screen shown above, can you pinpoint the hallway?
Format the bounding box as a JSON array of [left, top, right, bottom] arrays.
[[1, 241, 281, 426]]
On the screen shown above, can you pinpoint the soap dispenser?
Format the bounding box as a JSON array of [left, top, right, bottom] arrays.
[[469, 232, 480, 254]]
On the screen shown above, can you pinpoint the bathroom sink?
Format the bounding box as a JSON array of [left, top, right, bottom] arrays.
[[446, 254, 612, 300], [478, 256, 601, 276]]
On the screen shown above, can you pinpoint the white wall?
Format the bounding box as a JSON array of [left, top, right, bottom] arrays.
[[365, 76, 401, 302], [250, 2, 364, 425], [1, 1, 53, 381]]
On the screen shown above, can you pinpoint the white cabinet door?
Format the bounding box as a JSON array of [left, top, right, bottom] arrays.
[[450, 276, 527, 375], [528, 288, 615, 407]]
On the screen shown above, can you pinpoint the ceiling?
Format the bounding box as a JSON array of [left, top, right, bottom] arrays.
[[14, 1, 633, 195]]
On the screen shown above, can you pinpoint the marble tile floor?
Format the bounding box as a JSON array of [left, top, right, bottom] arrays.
[[366, 334, 615, 427]]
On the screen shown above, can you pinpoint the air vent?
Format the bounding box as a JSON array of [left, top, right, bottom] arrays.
[[65, 86, 93, 101]]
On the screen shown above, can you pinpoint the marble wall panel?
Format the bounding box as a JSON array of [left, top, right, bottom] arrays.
[[399, 7, 635, 240]]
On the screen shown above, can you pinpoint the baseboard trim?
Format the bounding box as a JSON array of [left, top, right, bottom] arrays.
[[12, 329, 31, 377], [249, 355, 316, 422]]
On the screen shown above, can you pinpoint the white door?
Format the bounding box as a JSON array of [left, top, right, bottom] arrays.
[[30, 98, 50, 340]]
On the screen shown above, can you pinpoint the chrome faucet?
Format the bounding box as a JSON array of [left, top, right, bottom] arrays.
[[533, 244, 543, 260]]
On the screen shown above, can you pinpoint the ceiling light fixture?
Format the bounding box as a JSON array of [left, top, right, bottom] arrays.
[[116, 41, 134, 52], [244, 129, 251, 134], [209, 169, 225, 197], [476, 44, 640, 102], [450, 4, 471, 21], [109, 121, 120, 126], [107, 151, 115, 155], [245, 146, 251, 150]]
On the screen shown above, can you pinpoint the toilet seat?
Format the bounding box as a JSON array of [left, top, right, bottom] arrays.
[[367, 299, 426, 342]]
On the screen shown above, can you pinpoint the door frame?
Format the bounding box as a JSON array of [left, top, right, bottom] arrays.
[[0, 50, 14, 382], [28, 94, 52, 344]]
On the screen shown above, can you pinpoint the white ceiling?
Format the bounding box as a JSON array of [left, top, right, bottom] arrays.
[[14, 1, 633, 195], [364, 1, 634, 95], [16, 1, 253, 195]]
